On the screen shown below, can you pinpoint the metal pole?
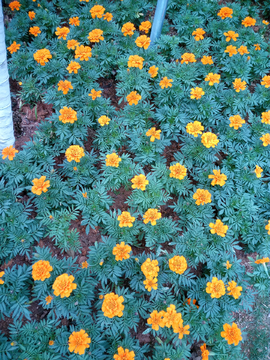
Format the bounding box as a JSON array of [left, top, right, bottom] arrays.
[[149, 0, 169, 48]]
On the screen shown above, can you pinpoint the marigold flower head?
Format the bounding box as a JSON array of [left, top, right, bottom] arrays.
[[58, 80, 73, 94], [221, 323, 242, 345], [238, 45, 249, 56], [9, 1, 21, 11], [49, 340, 54, 346], [28, 11, 36, 20], [186, 121, 204, 137], [102, 292, 124, 318], [254, 165, 263, 178], [208, 169, 227, 186], [55, 27, 70, 40], [141, 258, 159, 278], [148, 65, 158, 78], [81, 261, 88, 268], [52, 273, 77, 298], [263, 20, 269, 25], [90, 4, 105, 19], [218, 7, 233, 19], [75, 45, 92, 61], [169, 163, 187, 180], [205, 73, 220, 86], [59, 107, 77, 124], [69, 16, 80, 26], [160, 77, 173, 89], [254, 43, 261, 51], [201, 132, 219, 148], [193, 189, 212, 205], [224, 31, 238, 42], [89, 89, 102, 100], [186, 298, 199, 309], [162, 304, 177, 328], [229, 114, 245, 129], [2, 145, 18, 160], [113, 242, 132, 261], [113, 347, 135, 360], [0, 271, 5, 285], [147, 310, 165, 330], [226, 260, 232, 269], [31, 176, 50, 195], [122, 22, 136, 36], [126, 91, 141, 105], [82, 192, 87, 198], [192, 28, 205, 41], [103, 12, 113, 21], [33, 49, 52, 66], [260, 133, 270, 146], [29, 26, 41, 37], [105, 153, 121, 167], [175, 323, 190, 339], [45, 295, 53, 304], [146, 127, 161, 142], [131, 174, 149, 191], [227, 281, 242, 299], [143, 208, 161, 225], [255, 257, 270, 264], [7, 41, 21, 54], [32, 260, 53, 281], [144, 277, 158, 291], [206, 277, 225, 298], [201, 56, 213, 65], [139, 20, 151, 33], [265, 220, 270, 235], [169, 256, 187, 275], [209, 219, 228, 237], [98, 115, 110, 126], [190, 87, 205, 99], [128, 55, 144, 69], [88, 29, 104, 43], [117, 211, 135, 228], [261, 75, 270, 88], [181, 53, 196, 64], [135, 35, 150, 49], [68, 330, 91, 355], [66, 61, 81, 74], [65, 145, 85, 162], [67, 39, 79, 50], [242, 16, 256, 27], [200, 344, 209, 360], [225, 45, 237, 57]]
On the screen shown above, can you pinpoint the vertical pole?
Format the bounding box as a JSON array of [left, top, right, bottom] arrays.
[[149, 0, 169, 48]]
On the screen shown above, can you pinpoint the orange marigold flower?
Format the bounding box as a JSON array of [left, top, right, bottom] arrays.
[[221, 323, 242, 346], [218, 7, 233, 19], [102, 292, 124, 318], [206, 277, 225, 298], [163, 304, 177, 328], [53, 274, 77, 298], [265, 221, 270, 234], [98, 115, 110, 126], [147, 310, 165, 331], [254, 43, 261, 51], [242, 16, 256, 27], [82, 192, 87, 198], [81, 261, 88, 268], [175, 323, 190, 339], [260, 133, 270, 146], [263, 20, 269, 25], [143, 208, 161, 225], [205, 73, 220, 86], [148, 65, 158, 78], [193, 189, 212, 205], [143, 277, 158, 292], [65, 145, 85, 162], [9, 1, 21, 11], [200, 344, 209, 360], [105, 153, 121, 167], [75, 45, 92, 61], [208, 169, 227, 186], [227, 281, 242, 299], [2, 145, 18, 160], [201, 56, 213, 65], [49, 340, 54, 346], [169, 163, 187, 180], [31, 176, 50, 195], [186, 121, 204, 137], [55, 27, 70, 40], [261, 75, 270, 88], [126, 91, 141, 105], [224, 31, 238, 42], [238, 45, 249, 55], [66, 61, 81, 74], [186, 298, 199, 309], [89, 89, 102, 100], [135, 35, 150, 49], [73, 167, 77, 171], [29, 26, 41, 37], [128, 55, 144, 69], [32, 260, 53, 281], [255, 257, 270, 264], [146, 127, 161, 142], [254, 165, 263, 178], [192, 28, 205, 41], [113, 242, 132, 261], [59, 107, 77, 124], [88, 29, 104, 43], [229, 114, 245, 129], [201, 132, 219, 148], [67, 39, 79, 50], [45, 295, 53, 304], [141, 258, 159, 278], [190, 87, 205, 99], [0, 271, 5, 285], [117, 211, 135, 228], [169, 256, 187, 275], [209, 219, 228, 237], [131, 174, 149, 190], [68, 330, 91, 355], [7, 41, 21, 54], [226, 260, 232, 269], [58, 80, 73, 94], [181, 53, 196, 64], [69, 16, 80, 26], [103, 12, 113, 22], [225, 45, 237, 57], [122, 22, 136, 36], [90, 4, 105, 19], [113, 347, 135, 360], [28, 11, 36, 20], [160, 77, 173, 89], [33, 48, 52, 66], [139, 20, 152, 33]]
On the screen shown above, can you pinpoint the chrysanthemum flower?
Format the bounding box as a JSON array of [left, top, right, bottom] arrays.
[[28, 11, 36, 20], [59, 107, 77, 123], [261, 75, 270, 88], [68, 330, 91, 355], [33, 49, 52, 66], [224, 45, 237, 57], [7, 41, 21, 54], [90, 5, 105, 19], [32, 260, 53, 281], [205, 73, 220, 86], [113, 347, 135, 360], [113, 242, 132, 261], [9, 1, 21, 11], [192, 28, 205, 41], [89, 89, 102, 100], [102, 293, 124, 318], [181, 53, 196, 64], [206, 277, 225, 298], [143, 277, 158, 291], [209, 219, 228, 237], [55, 27, 70, 40], [260, 133, 270, 146], [200, 344, 209, 360], [141, 258, 159, 278], [201, 56, 213, 65], [186, 121, 204, 137], [66, 61, 81, 74], [208, 169, 227, 186], [147, 310, 165, 330], [169, 163, 187, 180], [88, 29, 104, 42], [117, 211, 135, 228], [128, 55, 144, 69], [190, 87, 205, 99], [148, 65, 158, 78], [45, 295, 53, 304], [227, 281, 242, 299], [0, 271, 4, 285], [52, 274, 77, 298], [2, 145, 18, 160], [31, 176, 50, 195], [103, 12, 113, 21], [139, 21, 152, 33], [126, 91, 141, 105], [193, 189, 212, 205], [29, 26, 41, 37], [242, 16, 256, 27], [69, 16, 80, 26], [201, 132, 219, 148], [254, 165, 263, 178], [255, 257, 270, 264], [75, 45, 92, 61], [135, 35, 150, 49], [218, 7, 233, 19], [105, 153, 121, 167], [223, 31, 238, 42], [131, 174, 149, 191], [67, 39, 79, 50], [221, 323, 242, 346], [146, 127, 161, 142], [159, 77, 173, 89], [169, 256, 187, 275], [58, 80, 73, 94], [229, 114, 245, 129], [65, 145, 85, 162], [122, 22, 136, 36]]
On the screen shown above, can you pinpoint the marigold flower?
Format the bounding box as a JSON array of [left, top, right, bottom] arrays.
[[67, 39, 79, 50], [69, 16, 80, 26], [261, 75, 270, 88], [81, 261, 88, 268], [66, 61, 81, 73], [126, 91, 141, 105], [160, 77, 173, 89], [255, 257, 270, 264], [190, 87, 205, 99], [254, 165, 263, 178], [181, 53, 196, 64], [29, 26, 41, 37], [227, 281, 242, 299], [225, 45, 237, 57], [209, 219, 228, 237], [90, 4, 105, 18], [238, 45, 249, 56], [2, 145, 18, 160], [128, 55, 144, 69], [169, 256, 187, 275], [88, 29, 104, 43], [265, 221, 270, 235], [141, 258, 159, 278], [33, 49, 52, 66], [135, 35, 150, 49], [221, 323, 242, 346], [55, 27, 70, 40], [146, 127, 161, 142], [75, 45, 92, 61], [68, 330, 91, 355], [7, 41, 21, 54], [113, 347, 135, 360], [192, 28, 205, 41], [186, 298, 199, 309], [45, 295, 53, 304], [169, 163, 187, 180], [226, 260, 232, 269], [31, 176, 50, 195], [98, 115, 110, 126], [117, 211, 135, 228], [162, 304, 177, 327], [144, 277, 158, 291], [32, 260, 53, 281], [186, 121, 204, 137], [52, 273, 77, 298], [89, 89, 102, 100], [206, 277, 225, 298], [59, 107, 77, 124], [148, 65, 158, 78], [102, 293, 124, 318], [0, 271, 5, 285], [143, 209, 161, 225], [193, 189, 212, 205], [254, 44, 261, 51], [122, 22, 136, 36], [201, 56, 213, 65], [139, 20, 151, 33], [218, 7, 233, 19], [260, 133, 270, 146], [205, 73, 220, 86], [9, 1, 21, 11], [131, 174, 149, 190], [82, 192, 87, 198], [263, 20, 269, 25], [175, 324, 190, 339], [229, 114, 245, 129], [171, 312, 183, 332], [242, 16, 256, 27], [106, 153, 121, 167], [58, 80, 73, 94], [208, 169, 227, 186], [201, 132, 219, 148], [113, 242, 132, 261], [73, 167, 77, 171], [200, 344, 209, 360], [49, 340, 54, 346], [28, 11, 36, 20], [103, 12, 113, 21], [224, 31, 238, 42], [65, 145, 85, 162], [147, 310, 165, 330]]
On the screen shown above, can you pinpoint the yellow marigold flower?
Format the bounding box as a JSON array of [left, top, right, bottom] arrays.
[[105, 153, 121, 167], [29, 26, 41, 37], [89, 89, 102, 100], [90, 4, 105, 19], [225, 45, 237, 57], [260, 133, 270, 146], [209, 219, 228, 237], [171, 312, 183, 332], [205, 73, 220, 86], [45, 295, 53, 304], [208, 169, 227, 186], [148, 65, 158, 78], [242, 16, 256, 27], [200, 344, 209, 360], [2, 145, 18, 160], [146, 127, 161, 142], [65, 145, 85, 163], [201, 56, 213, 65], [143, 208, 162, 225], [59, 107, 77, 124], [81, 261, 88, 268], [32, 260, 53, 281], [126, 91, 141, 105], [55, 27, 70, 40], [9, 1, 21, 11], [261, 75, 270, 88], [88, 29, 104, 43], [147, 310, 165, 331], [58, 80, 73, 94], [18, 81, 22, 85], [263, 20, 269, 25], [102, 293, 124, 318], [181, 53, 196, 64], [169, 163, 187, 180], [224, 31, 238, 42], [193, 189, 212, 205], [190, 87, 205, 99], [67, 39, 79, 50], [265, 221, 270, 235], [7, 41, 21, 54], [131, 174, 149, 191], [169, 256, 187, 275], [33, 49, 52, 66], [254, 165, 263, 178], [206, 277, 225, 298], [122, 22, 136, 36], [75, 45, 92, 61], [66, 61, 81, 74], [229, 114, 245, 129], [254, 43, 261, 51], [103, 12, 113, 22], [49, 340, 54, 346], [227, 281, 242, 299], [255, 257, 270, 264], [98, 115, 110, 126], [192, 28, 205, 41], [144, 277, 158, 292], [159, 77, 173, 89], [68, 330, 91, 355], [201, 132, 219, 148], [175, 323, 190, 339], [128, 55, 144, 69], [113, 242, 132, 261], [226, 260, 232, 269], [69, 16, 80, 26], [221, 323, 242, 346], [218, 7, 233, 19], [141, 258, 159, 278], [117, 211, 135, 228], [238, 45, 249, 55], [73, 167, 77, 171], [52, 274, 77, 298], [135, 35, 150, 49], [28, 11, 36, 20], [99, 261, 104, 266], [31, 176, 50, 195], [186, 121, 204, 137], [163, 304, 177, 327], [0, 271, 5, 285], [139, 20, 152, 33], [113, 347, 135, 360]]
